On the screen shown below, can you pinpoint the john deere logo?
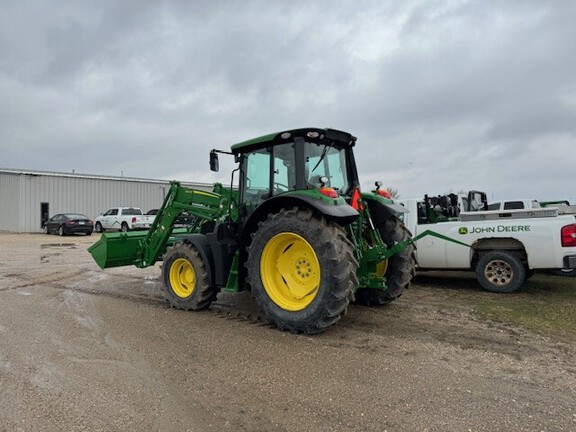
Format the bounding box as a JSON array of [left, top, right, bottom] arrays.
[[458, 227, 468, 235]]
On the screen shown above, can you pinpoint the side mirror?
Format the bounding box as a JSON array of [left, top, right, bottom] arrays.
[[209, 150, 219, 172]]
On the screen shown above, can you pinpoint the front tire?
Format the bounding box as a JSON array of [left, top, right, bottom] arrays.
[[476, 251, 525, 293], [355, 217, 416, 306], [95, 222, 104, 233], [246, 207, 358, 334], [162, 242, 216, 310], [120, 222, 129, 232]]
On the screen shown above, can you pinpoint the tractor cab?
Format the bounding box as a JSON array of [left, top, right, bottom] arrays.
[[211, 128, 359, 219]]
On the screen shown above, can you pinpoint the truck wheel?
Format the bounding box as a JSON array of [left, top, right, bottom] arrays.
[[476, 251, 525, 293], [120, 222, 129, 232], [355, 217, 416, 306], [95, 222, 104, 233], [246, 207, 358, 334], [162, 242, 216, 310]]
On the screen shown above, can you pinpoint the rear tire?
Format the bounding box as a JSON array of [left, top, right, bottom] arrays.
[[355, 217, 416, 306], [58, 225, 65, 236], [246, 207, 358, 334], [162, 242, 216, 310], [476, 251, 525, 293]]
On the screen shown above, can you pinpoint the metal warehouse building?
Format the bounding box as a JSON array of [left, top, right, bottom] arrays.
[[0, 168, 214, 233]]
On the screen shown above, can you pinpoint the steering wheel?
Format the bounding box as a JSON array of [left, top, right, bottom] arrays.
[[274, 182, 289, 192]]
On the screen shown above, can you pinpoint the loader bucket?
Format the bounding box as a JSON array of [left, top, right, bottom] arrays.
[[88, 231, 147, 269]]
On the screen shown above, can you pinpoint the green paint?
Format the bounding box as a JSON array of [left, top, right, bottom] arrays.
[[281, 188, 349, 206], [413, 229, 471, 248], [230, 132, 278, 153]]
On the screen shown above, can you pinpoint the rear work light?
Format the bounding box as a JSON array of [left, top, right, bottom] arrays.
[[319, 187, 338, 198], [561, 224, 576, 247], [376, 189, 392, 198], [131, 217, 137, 223], [351, 187, 364, 211]]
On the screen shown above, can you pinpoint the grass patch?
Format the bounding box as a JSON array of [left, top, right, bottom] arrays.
[[463, 273, 576, 340]]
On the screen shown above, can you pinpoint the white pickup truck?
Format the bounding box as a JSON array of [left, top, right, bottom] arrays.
[[94, 207, 144, 233], [131, 209, 197, 230], [399, 191, 576, 292], [130, 209, 158, 230]]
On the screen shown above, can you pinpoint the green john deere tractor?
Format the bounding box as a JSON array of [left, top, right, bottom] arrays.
[[89, 128, 416, 333]]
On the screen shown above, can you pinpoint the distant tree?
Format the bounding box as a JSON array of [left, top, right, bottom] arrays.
[[386, 187, 400, 199]]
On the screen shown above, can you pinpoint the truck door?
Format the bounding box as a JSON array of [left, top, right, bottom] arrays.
[[102, 209, 118, 229], [405, 200, 448, 268], [415, 230, 448, 268]]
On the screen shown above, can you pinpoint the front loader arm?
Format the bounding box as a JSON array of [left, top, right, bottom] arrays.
[[89, 181, 230, 269], [135, 181, 228, 267]]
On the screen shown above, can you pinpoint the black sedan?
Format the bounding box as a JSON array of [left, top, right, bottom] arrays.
[[43, 213, 94, 236]]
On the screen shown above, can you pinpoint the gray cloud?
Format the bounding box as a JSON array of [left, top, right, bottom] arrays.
[[1, 0, 575, 202]]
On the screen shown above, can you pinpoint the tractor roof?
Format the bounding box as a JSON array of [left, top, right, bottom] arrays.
[[230, 128, 356, 155]]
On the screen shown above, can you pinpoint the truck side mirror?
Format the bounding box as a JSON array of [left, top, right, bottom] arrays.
[[210, 150, 219, 172]]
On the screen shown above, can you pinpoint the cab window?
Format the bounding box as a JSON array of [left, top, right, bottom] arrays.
[[272, 143, 295, 194], [243, 148, 271, 208]]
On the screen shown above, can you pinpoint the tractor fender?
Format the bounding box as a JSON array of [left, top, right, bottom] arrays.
[[178, 234, 215, 288], [242, 195, 359, 243], [362, 193, 407, 227]]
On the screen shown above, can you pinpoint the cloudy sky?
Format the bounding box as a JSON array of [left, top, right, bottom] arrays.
[[1, 0, 575, 202]]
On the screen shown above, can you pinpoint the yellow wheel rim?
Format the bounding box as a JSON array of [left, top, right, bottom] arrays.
[[376, 260, 388, 277], [260, 232, 321, 311], [169, 258, 196, 298]]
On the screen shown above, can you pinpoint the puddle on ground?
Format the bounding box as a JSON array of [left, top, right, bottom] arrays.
[[40, 243, 77, 249]]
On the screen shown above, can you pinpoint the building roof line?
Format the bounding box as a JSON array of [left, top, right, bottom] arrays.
[[0, 167, 214, 187]]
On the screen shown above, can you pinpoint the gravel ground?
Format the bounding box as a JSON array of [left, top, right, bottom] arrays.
[[0, 232, 575, 432]]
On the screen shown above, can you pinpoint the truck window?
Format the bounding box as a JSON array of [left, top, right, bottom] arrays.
[[123, 208, 142, 215], [503, 201, 524, 210], [487, 203, 499, 211]]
